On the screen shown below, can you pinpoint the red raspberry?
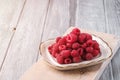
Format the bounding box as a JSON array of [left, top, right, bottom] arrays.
[[79, 33, 86, 43], [59, 45, 66, 51], [81, 54, 86, 60], [60, 50, 71, 58], [97, 47, 100, 52], [55, 53, 59, 58], [81, 43, 87, 49], [51, 50, 56, 57], [85, 33, 92, 40], [86, 40, 94, 47], [56, 54, 64, 64], [67, 48, 72, 51], [66, 33, 77, 43], [52, 43, 59, 52], [92, 50, 100, 57], [64, 58, 72, 64], [58, 38, 66, 45], [66, 43, 72, 48], [77, 48, 83, 56], [56, 37, 62, 43], [72, 42, 80, 49], [48, 28, 101, 64], [71, 28, 80, 35], [93, 42, 99, 50], [73, 57, 81, 63], [48, 45, 52, 50], [85, 53, 93, 60], [92, 40, 98, 44], [86, 47, 94, 53], [71, 50, 79, 57], [48, 45, 53, 54]]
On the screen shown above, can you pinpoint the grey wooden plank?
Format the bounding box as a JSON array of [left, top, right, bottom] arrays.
[[75, 0, 106, 32], [99, 63, 114, 80], [0, 0, 26, 68], [112, 48, 120, 80], [75, 0, 114, 80], [103, 0, 120, 80], [69, 0, 77, 26], [104, 0, 120, 36], [0, 0, 49, 80], [41, 0, 70, 42]]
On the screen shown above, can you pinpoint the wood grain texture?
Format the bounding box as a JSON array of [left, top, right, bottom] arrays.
[[75, 0, 106, 32], [75, 0, 118, 79], [42, 0, 70, 42], [0, 0, 120, 80], [99, 63, 114, 80], [102, 0, 120, 80], [0, 0, 49, 80], [112, 48, 120, 80], [0, 0, 25, 68]]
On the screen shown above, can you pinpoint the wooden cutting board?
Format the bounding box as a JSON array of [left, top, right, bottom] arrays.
[[20, 27, 120, 80]]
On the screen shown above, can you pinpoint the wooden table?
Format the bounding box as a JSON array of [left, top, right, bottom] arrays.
[[0, 0, 120, 80]]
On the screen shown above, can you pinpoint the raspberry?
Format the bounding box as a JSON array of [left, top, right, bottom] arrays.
[[71, 28, 80, 35], [71, 50, 79, 57], [55, 53, 59, 58], [52, 43, 59, 52], [66, 43, 72, 48], [81, 54, 86, 60], [58, 38, 66, 45], [59, 45, 66, 51], [92, 50, 100, 57], [97, 47, 100, 52], [85, 33, 92, 40], [64, 58, 72, 64], [66, 33, 77, 43], [85, 53, 93, 60], [73, 57, 81, 63], [51, 50, 56, 57], [60, 50, 71, 58], [79, 33, 86, 43], [93, 40, 97, 43], [48, 45, 53, 54], [48, 45, 52, 50], [77, 48, 83, 56], [72, 42, 80, 49], [86, 40, 94, 47], [67, 48, 72, 51], [93, 42, 99, 50], [48, 28, 101, 64], [81, 43, 87, 49], [56, 54, 64, 64], [86, 47, 94, 53], [56, 37, 62, 43]]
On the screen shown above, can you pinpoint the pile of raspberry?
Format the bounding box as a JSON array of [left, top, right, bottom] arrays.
[[48, 28, 100, 64]]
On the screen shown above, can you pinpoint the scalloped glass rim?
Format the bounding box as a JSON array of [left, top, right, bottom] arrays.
[[40, 35, 112, 70]]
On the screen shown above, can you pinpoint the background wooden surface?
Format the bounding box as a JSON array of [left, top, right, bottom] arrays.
[[0, 0, 120, 80]]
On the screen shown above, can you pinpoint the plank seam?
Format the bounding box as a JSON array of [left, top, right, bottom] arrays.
[[36, 0, 50, 61], [114, 0, 120, 27], [0, 0, 27, 72], [98, 0, 114, 79], [103, 0, 108, 33], [69, 0, 77, 26]]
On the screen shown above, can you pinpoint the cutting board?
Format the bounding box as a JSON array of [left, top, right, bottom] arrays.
[[20, 27, 120, 80]]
